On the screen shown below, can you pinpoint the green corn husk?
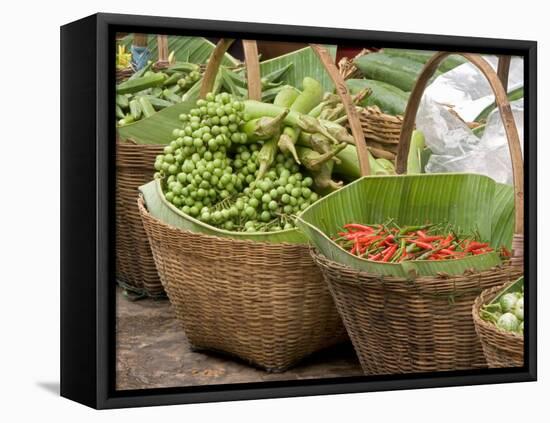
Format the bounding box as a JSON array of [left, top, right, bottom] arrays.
[[297, 173, 504, 276], [139, 179, 307, 243]]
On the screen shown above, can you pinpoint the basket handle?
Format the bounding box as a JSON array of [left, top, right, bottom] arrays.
[[200, 39, 262, 101], [310, 44, 371, 176], [497, 55, 512, 92], [157, 35, 169, 67], [199, 39, 235, 99], [395, 52, 524, 262], [242, 40, 262, 101]]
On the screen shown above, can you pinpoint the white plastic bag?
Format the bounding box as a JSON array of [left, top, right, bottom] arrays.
[[416, 56, 524, 184]]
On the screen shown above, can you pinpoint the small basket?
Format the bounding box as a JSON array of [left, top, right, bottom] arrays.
[[138, 197, 347, 371], [115, 35, 175, 297], [472, 284, 524, 368], [116, 140, 164, 296], [306, 52, 524, 374], [313, 251, 522, 374]]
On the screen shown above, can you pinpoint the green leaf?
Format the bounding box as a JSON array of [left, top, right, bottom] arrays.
[[117, 99, 195, 145], [139, 180, 307, 243], [297, 173, 505, 276], [491, 183, 515, 250], [258, 46, 337, 92], [474, 87, 524, 123], [120, 35, 239, 66]]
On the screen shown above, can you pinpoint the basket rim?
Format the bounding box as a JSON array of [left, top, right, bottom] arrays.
[[311, 247, 515, 284], [472, 283, 524, 341], [144, 178, 308, 243], [138, 194, 309, 248]]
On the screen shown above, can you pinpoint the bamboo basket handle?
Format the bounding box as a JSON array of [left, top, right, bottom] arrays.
[[497, 55, 512, 92], [199, 39, 236, 99], [157, 35, 169, 68], [242, 40, 262, 101], [395, 52, 524, 263], [311, 44, 371, 176]]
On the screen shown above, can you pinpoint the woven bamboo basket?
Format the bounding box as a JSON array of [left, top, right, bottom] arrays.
[[116, 140, 164, 296], [115, 35, 173, 297], [473, 283, 524, 368], [135, 40, 373, 371], [310, 52, 524, 375], [338, 49, 402, 162], [138, 197, 347, 371]]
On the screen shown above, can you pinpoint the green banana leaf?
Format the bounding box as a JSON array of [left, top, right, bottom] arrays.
[[120, 35, 239, 66], [117, 99, 196, 145], [139, 179, 307, 244], [491, 183, 515, 250], [297, 173, 505, 277], [257, 45, 337, 92]]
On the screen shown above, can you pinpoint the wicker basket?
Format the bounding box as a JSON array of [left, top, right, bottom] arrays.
[[313, 251, 522, 374], [338, 50, 512, 164], [138, 197, 347, 371], [115, 36, 174, 297], [116, 140, 164, 296], [308, 52, 524, 375], [473, 284, 524, 368]]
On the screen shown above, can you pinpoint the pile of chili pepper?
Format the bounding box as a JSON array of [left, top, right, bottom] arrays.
[[333, 220, 495, 262]]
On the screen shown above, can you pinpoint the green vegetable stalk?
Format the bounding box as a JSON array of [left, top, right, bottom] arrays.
[[241, 108, 289, 142], [311, 160, 343, 194], [278, 127, 301, 164], [257, 137, 279, 180], [297, 144, 346, 173]]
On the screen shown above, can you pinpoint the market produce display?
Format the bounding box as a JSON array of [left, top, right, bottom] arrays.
[[480, 285, 524, 334], [333, 220, 496, 262], [116, 62, 202, 126], [152, 77, 365, 233]]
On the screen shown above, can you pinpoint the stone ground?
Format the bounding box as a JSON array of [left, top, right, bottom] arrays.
[[116, 288, 363, 390]]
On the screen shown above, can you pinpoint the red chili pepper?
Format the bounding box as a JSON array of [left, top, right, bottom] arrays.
[[369, 252, 383, 261], [465, 241, 489, 253], [418, 235, 443, 242], [343, 223, 374, 232], [359, 235, 382, 246], [439, 248, 456, 256], [416, 230, 428, 239], [383, 234, 395, 245], [382, 244, 398, 262], [500, 246, 512, 257], [413, 240, 433, 250]]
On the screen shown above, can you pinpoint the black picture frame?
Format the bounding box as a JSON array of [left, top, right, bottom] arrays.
[[60, 12, 537, 409]]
